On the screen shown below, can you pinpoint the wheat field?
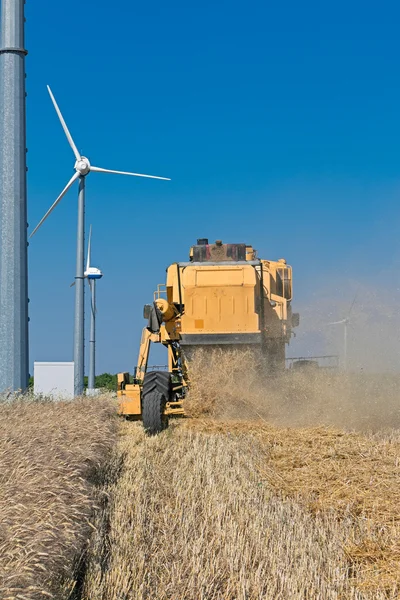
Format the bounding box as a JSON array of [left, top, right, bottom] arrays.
[[0, 396, 117, 600], [1, 354, 399, 599]]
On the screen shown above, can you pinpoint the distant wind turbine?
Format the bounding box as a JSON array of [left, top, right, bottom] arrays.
[[328, 293, 357, 371], [85, 226, 102, 395], [30, 86, 170, 396]]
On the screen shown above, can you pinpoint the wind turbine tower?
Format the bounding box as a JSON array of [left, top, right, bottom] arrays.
[[329, 317, 349, 370], [0, 0, 29, 392], [85, 226, 102, 394], [328, 294, 357, 371]]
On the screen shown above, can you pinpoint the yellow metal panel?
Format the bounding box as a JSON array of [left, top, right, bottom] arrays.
[[195, 267, 244, 286], [118, 388, 141, 416], [181, 264, 259, 334]]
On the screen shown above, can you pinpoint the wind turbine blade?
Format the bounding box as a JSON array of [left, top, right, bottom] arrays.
[[348, 292, 358, 318], [328, 320, 346, 325], [90, 166, 170, 181], [30, 172, 80, 237], [70, 281, 76, 288], [87, 225, 92, 272], [47, 85, 81, 161]]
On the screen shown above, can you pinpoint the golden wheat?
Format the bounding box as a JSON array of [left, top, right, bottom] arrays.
[[0, 396, 117, 600]]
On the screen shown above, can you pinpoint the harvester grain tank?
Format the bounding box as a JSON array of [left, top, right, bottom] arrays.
[[118, 239, 299, 433]]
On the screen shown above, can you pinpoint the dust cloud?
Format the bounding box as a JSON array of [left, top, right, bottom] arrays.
[[291, 280, 400, 373], [185, 348, 400, 431]]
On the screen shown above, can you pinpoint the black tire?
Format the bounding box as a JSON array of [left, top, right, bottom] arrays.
[[142, 371, 171, 434]]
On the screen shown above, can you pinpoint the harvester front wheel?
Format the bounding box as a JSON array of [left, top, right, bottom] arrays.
[[142, 371, 171, 435]]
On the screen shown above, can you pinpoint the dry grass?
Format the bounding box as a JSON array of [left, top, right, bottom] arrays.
[[184, 348, 263, 419], [0, 395, 118, 600], [82, 421, 399, 599], [186, 419, 400, 594]]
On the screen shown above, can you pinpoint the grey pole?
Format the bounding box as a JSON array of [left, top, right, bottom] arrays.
[[74, 176, 85, 395], [0, 0, 29, 392], [88, 279, 96, 391]]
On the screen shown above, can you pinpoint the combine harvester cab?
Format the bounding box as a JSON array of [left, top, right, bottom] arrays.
[[118, 239, 299, 433]]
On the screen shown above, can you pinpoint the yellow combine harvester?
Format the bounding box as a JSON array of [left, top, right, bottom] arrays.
[[118, 239, 299, 433]]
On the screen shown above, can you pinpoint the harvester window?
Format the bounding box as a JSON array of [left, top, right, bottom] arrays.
[[276, 268, 292, 300]]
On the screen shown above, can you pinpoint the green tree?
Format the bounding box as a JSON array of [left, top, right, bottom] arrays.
[[95, 373, 117, 391]]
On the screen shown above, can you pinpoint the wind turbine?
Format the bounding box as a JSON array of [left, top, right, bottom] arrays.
[[329, 317, 350, 370], [30, 86, 170, 396], [85, 226, 102, 395], [328, 294, 357, 371]]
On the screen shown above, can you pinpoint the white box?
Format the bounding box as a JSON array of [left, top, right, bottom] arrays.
[[34, 362, 75, 400]]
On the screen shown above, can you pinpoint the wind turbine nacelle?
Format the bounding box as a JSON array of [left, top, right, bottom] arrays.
[[85, 267, 103, 280]]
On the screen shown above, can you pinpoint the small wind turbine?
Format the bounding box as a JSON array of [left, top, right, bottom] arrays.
[[329, 317, 350, 370], [30, 86, 170, 396], [85, 226, 102, 395], [328, 294, 357, 371]]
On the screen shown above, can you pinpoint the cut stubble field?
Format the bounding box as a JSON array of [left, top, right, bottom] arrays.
[[81, 419, 400, 600]]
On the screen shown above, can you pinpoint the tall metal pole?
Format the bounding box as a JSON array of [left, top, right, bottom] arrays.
[[0, 0, 29, 392], [74, 176, 85, 395], [88, 279, 96, 391], [343, 320, 348, 371]]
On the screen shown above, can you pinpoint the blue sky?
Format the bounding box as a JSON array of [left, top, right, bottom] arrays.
[[25, 0, 400, 374]]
